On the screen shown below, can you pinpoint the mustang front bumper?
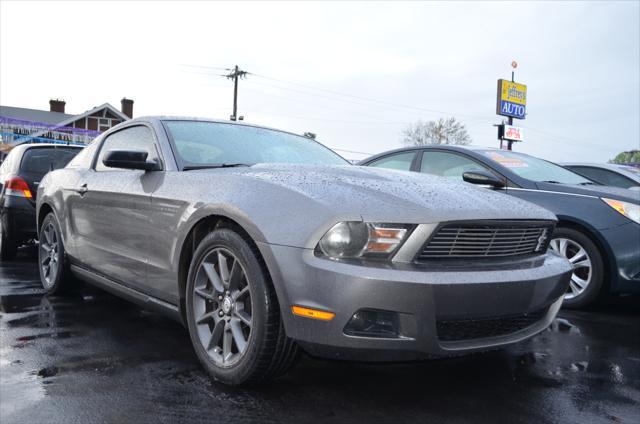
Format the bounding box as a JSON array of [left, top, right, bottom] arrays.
[[259, 243, 573, 361]]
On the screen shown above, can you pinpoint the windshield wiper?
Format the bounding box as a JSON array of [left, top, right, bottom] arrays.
[[578, 181, 597, 185], [540, 180, 561, 184], [183, 163, 251, 171]]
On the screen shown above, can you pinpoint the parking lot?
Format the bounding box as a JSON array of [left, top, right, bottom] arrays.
[[0, 247, 637, 424]]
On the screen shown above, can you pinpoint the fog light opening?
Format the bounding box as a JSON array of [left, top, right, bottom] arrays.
[[344, 309, 400, 338]]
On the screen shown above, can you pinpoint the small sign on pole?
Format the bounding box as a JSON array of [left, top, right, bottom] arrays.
[[500, 124, 524, 142], [496, 79, 527, 120]]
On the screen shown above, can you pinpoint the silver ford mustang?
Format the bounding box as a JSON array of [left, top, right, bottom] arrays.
[[36, 117, 572, 386]]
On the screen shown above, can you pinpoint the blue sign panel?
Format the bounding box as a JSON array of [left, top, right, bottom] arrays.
[[499, 100, 526, 119]]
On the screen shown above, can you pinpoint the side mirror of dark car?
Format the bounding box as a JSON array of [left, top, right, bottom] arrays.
[[102, 150, 161, 171], [463, 170, 505, 189]]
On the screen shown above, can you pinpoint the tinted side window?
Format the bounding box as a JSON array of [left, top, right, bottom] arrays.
[[95, 126, 159, 171], [570, 166, 635, 189], [19, 147, 80, 176], [367, 152, 415, 171], [420, 151, 490, 180]]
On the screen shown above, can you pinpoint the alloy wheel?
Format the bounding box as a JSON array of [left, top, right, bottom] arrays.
[[549, 237, 592, 300], [39, 222, 59, 288], [192, 247, 253, 367]]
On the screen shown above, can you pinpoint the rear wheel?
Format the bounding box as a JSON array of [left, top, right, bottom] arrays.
[[185, 228, 298, 386], [549, 227, 604, 309], [0, 214, 18, 261], [38, 213, 75, 294]]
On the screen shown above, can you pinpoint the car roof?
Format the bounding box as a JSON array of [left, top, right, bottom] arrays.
[[131, 116, 312, 140], [359, 144, 501, 163]]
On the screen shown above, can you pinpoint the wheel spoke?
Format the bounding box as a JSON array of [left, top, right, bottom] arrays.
[[203, 262, 224, 293], [559, 239, 568, 257], [217, 252, 230, 288], [569, 248, 587, 264], [49, 261, 58, 280], [222, 324, 233, 362], [572, 258, 591, 269], [196, 310, 217, 325], [206, 319, 225, 351], [41, 243, 52, 253], [43, 226, 52, 244], [571, 274, 588, 289], [194, 287, 215, 300], [230, 319, 248, 354], [569, 280, 581, 294], [228, 260, 242, 292], [41, 255, 51, 265], [234, 309, 252, 327], [234, 286, 250, 300]]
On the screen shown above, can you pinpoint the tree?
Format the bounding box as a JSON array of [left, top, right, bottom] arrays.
[[401, 117, 471, 146], [303, 132, 317, 140], [609, 150, 640, 164]]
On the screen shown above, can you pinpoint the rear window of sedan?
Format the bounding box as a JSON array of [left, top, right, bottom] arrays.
[[20, 147, 80, 176]]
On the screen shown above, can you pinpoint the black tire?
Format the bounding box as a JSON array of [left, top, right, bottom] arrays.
[[550, 227, 605, 309], [38, 212, 75, 294], [185, 228, 298, 386], [0, 213, 19, 261]]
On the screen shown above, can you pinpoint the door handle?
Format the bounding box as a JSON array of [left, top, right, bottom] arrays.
[[74, 184, 88, 195]]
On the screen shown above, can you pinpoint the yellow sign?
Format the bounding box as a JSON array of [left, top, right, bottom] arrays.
[[499, 80, 527, 106]]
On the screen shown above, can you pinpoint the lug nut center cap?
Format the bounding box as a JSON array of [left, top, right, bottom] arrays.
[[222, 297, 233, 314]]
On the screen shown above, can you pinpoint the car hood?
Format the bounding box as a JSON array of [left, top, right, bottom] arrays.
[[239, 164, 556, 222], [535, 182, 640, 204], [169, 164, 557, 248]]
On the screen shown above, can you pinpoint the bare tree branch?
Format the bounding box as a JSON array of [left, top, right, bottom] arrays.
[[401, 117, 471, 146]]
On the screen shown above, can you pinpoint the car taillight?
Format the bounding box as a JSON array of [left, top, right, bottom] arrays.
[[5, 176, 33, 199]]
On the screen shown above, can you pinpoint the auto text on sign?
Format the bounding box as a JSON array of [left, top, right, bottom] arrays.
[[496, 79, 527, 120]]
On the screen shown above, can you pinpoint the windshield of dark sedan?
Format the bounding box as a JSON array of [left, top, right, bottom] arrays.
[[163, 121, 349, 167], [480, 150, 592, 184]]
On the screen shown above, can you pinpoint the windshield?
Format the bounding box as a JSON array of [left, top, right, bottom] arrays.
[[163, 121, 349, 168], [481, 150, 592, 184]]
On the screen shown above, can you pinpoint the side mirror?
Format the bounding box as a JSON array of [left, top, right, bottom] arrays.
[[463, 170, 505, 188], [102, 150, 160, 171]]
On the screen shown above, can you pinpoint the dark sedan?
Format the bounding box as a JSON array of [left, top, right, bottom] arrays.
[[360, 146, 640, 308], [0, 143, 82, 259]]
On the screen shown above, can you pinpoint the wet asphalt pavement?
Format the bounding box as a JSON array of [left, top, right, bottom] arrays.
[[1, 247, 639, 424]]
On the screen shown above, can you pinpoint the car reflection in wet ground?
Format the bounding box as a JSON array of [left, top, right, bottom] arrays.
[[1, 247, 639, 424]]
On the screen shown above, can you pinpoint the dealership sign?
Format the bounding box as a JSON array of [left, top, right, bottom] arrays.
[[501, 125, 524, 142], [496, 79, 527, 119]]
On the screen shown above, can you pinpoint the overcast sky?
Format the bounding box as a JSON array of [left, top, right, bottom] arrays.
[[1, 1, 638, 161]]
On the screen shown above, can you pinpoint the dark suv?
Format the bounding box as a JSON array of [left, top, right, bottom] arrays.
[[0, 143, 82, 259]]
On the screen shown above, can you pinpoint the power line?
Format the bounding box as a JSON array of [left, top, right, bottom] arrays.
[[249, 72, 496, 121], [180, 64, 233, 71]]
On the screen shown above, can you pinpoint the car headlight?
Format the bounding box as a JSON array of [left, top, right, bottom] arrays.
[[602, 198, 640, 224], [317, 222, 412, 260]]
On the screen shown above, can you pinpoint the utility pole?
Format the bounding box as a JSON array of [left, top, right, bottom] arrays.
[[225, 65, 248, 121], [507, 68, 515, 151]]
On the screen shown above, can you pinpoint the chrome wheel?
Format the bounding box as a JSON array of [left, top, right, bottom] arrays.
[[192, 247, 252, 367], [549, 237, 592, 300], [39, 222, 60, 289]]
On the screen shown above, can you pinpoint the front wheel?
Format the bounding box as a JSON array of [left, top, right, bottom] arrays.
[[549, 227, 604, 309], [185, 228, 297, 386]]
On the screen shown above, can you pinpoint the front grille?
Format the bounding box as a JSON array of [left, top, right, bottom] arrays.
[[436, 307, 548, 342], [416, 221, 553, 261]]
